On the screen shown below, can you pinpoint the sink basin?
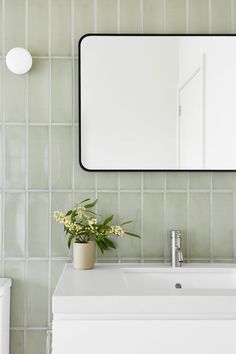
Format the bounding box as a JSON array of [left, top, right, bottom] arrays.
[[122, 267, 236, 290]]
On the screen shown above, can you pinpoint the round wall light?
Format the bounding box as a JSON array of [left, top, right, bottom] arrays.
[[6, 47, 32, 74]]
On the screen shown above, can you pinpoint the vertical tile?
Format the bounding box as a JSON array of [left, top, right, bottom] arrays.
[[10, 330, 24, 354], [5, 69, 26, 122], [119, 192, 141, 258], [5, 0, 25, 53], [143, 172, 165, 189], [0, 194, 2, 259], [213, 172, 233, 190], [51, 59, 73, 123], [74, 131, 96, 190], [51, 0, 72, 55], [0, 1, 2, 55], [28, 193, 49, 257], [75, 0, 94, 52], [188, 0, 209, 33], [120, 0, 142, 33], [143, 192, 164, 258], [51, 192, 73, 257], [51, 126, 73, 189], [166, 172, 188, 190], [28, 0, 49, 55], [143, 0, 164, 33], [5, 126, 26, 189], [97, 173, 118, 190], [165, 0, 186, 33], [97, 192, 118, 259], [28, 59, 49, 123], [189, 192, 210, 258], [4, 261, 25, 327], [212, 193, 233, 258], [211, 0, 232, 33], [120, 173, 141, 189], [5, 193, 25, 257], [25, 330, 46, 354], [165, 192, 187, 258], [0, 59, 2, 121], [96, 0, 118, 32], [190, 172, 211, 190], [26, 261, 48, 326], [74, 59, 78, 123], [28, 126, 49, 189]]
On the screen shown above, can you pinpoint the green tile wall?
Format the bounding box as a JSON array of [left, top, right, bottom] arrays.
[[0, 0, 236, 353]]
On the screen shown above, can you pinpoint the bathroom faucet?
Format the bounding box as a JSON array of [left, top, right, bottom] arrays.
[[170, 230, 183, 268]]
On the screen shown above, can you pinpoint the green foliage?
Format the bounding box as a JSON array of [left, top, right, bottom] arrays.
[[53, 198, 141, 254]]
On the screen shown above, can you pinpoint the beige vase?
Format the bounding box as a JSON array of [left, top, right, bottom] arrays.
[[73, 241, 96, 270]]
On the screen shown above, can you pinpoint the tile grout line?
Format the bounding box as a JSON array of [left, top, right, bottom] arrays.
[[1, 0, 5, 277], [210, 172, 213, 263], [47, 0, 53, 334], [140, 0, 144, 262], [24, 0, 29, 349], [186, 173, 190, 261]]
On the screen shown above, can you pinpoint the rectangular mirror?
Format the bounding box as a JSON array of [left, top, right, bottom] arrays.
[[79, 34, 236, 171]]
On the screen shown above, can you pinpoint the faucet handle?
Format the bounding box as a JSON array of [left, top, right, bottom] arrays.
[[170, 230, 181, 238], [178, 250, 184, 263]]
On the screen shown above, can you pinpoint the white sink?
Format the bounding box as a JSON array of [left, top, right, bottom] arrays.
[[122, 267, 236, 290]]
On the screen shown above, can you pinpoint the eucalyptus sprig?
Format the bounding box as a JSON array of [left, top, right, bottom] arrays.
[[53, 198, 140, 254]]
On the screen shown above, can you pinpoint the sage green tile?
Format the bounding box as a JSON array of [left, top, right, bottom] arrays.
[[213, 172, 233, 190], [211, 0, 232, 33], [5, 0, 25, 53], [26, 330, 46, 354], [51, 59, 72, 123], [75, 0, 94, 51], [190, 172, 211, 189], [28, 193, 49, 257], [4, 261, 25, 327], [120, 0, 142, 33], [212, 193, 233, 258], [97, 173, 118, 190], [3, 135, 21, 177], [51, 0, 72, 56], [0, 194, 2, 258], [143, 172, 165, 189], [189, 192, 210, 258], [97, 0, 118, 32], [51, 192, 73, 257], [26, 261, 48, 327], [28, 59, 49, 123], [28, 0, 48, 55], [5, 193, 25, 257], [143, 0, 164, 33], [74, 59, 78, 123], [120, 173, 141, 189], [143, 192, 164, 258], [165, 0, 186, 33], [10, 330, 24, 354], [5, 68, 26, 122], [97, 192, 118, 259], [28, 126, 49, 189], [165, 192, 187, 258], [118, 192, 141, 258], [166, 172, 188, 190], [74, 131, 96, 190], [5, 126, 26, 189], [0, 1, 2, 55], [188, 0, 209, 33], [0, 60, 2, 121], [51, 126, 73, 189]]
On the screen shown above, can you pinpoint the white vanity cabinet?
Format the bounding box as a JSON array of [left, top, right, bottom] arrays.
[[52, 264, 236, 354]]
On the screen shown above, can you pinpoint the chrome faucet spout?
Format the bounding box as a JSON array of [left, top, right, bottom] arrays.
[[170, 230, 183, 268]]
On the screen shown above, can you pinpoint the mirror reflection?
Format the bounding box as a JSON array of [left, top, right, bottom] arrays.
[[80, 35, 236, 170]]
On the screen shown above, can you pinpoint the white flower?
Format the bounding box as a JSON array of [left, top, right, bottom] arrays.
[[53, 211, 65, 224], [111, 225, 125, 237]]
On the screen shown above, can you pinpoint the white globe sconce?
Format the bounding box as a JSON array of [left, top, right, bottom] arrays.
[[6, 47, 32, 74]]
